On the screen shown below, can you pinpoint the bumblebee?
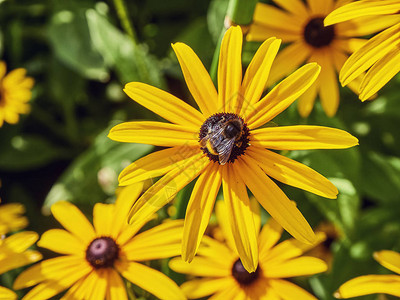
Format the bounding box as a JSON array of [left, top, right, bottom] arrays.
[[200, 116, 244, 165]]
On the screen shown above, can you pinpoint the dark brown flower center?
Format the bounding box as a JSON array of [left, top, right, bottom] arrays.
[[86, 237, 119, 269], [304, 17, 335, 48], [231, 259, 260, 285], [199, 113, 250, 165]]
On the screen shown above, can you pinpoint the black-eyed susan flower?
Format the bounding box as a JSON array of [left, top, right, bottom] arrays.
[[0, 203, 28, 235], [247, 0, 400, 116], [325, 0, 400, 101], [108, 25, 358, 272], [14, 183, 186, 300], [0, 61, 34, 127], [0, 231, 42, 300], [169, 200, 327, 299], [335, 250, 400, 298]]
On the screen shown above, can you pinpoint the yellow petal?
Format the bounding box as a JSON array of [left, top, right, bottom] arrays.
[[182, 164, 221, 262], [117, 261, 186, 300], [128, 153, 209, 227], [252, 3, 303, 34], [169, 256, 230, 277], [93, 203, 114, 237], [13, 256, 89, 289], [272, 0, 308, 17], [180, 277, 235, 299], [247, 147, 338, 199], [374, 250, 400, 275], [218, 26, 242, 113], [208, 283, 245, 300], [307, 0, 334, 15], [37, 229, 84, 255], [108, 121, 198, 147], [0, 250, 42, 274], [87, 270, 108, 300], [172, 42, 218, 117], [0, 286, 17, 300], [269, 279, 318, 300], [317, 50, 340, 117], [266, 40, 310, 88], [215, 200, 237, 252], [359, 47, 400, 101], [245, 63, 320, 129], [247, 23, 301, 43], [123, 220, 184, 261], [51, 201, 96, 244], [2, 68, 27, 87], [297, 79, 318, 118], [237, 157, 316, 244], [106, 269, 128, 300], [325, 0, 400, 26], [258, 218, 283, 257], [124, 82, 204, 128], [3, 231, 38, 252], [339, 23, 400, 87], [336, 275, 400, 298], [196, 235, 237, 266], [240, 37, 281, 115], [118, 147, 200, 186], [263, 256, 327, 278], [336, 15, 400, 38], [250, 125, 359, 150], [0, 61, 6, 80], [222, 164, 258, 272]]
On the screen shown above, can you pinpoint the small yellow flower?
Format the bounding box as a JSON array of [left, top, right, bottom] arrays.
[[108, 25, 358, 272], [0, 61, 34, 127], [0, 231, 42, 300], [14, 183, 186, 300], [325, 0, 400, 101], [0, 203, 29, 235], [248, 0, 400, 116], [169, 200, 327, 299], [335, 250, 400, 298]]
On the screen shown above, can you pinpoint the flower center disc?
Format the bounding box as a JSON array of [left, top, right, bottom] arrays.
[[199, 113, 250, 164], [231, 259, 259, 285], [304, 17, 335, 48], [86, 237, 119, 269]]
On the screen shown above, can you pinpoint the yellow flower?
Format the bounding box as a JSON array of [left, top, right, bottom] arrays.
[[335, 250, 400, 298], [0, 231, 42, 300], [248, 0, 400, 116], [169, 200, 327, 299], [108, 25, 358, 272], [325, 0, 400, 101], [14, 183, 186, 300], [0, 61, 34, 127], [0, 203, 29, 235]]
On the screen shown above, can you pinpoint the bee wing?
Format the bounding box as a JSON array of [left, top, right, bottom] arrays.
[[200, 125, 225, 148], [215, 138, 235, 165]]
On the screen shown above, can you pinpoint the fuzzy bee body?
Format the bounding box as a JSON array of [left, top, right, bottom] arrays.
[[200, 116, 244, 165]]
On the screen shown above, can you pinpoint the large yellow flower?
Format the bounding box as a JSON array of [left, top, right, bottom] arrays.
[[169, 200, 327, 299], [325, 0, 400, 101], [248, 0, 400, 116], [0, 231, 42, 300], [0, 61, 34, 127], [14, 183, 186, 300], [0, 203, 29, 235], [335, 250, 400, 298], [108, 25, 358, 272]]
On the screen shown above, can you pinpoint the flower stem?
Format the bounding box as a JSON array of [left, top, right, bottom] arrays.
[[112, 0, 138, 44], [210, 0, 258, 84]]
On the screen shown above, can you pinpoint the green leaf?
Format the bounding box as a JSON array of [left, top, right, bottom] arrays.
[[86, 9, 165, 87], [47, 6, 108, 81], [43, 126, 153, 213]]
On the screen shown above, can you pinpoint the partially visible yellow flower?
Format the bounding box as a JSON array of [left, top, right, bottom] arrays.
[[335, 250, 400, 298], [0, 61, 34, 127], [108, 25, 358, 272], [0, 203, 28, 235], [0, 231, 42, 300], [325, 0, 400, 101], [169, 200, 327, 299], [248, 0, 400, 116], [14, 183, 186, 300]]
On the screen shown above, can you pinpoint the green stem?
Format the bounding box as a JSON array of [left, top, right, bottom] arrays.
[[112, 0, 138, 44]]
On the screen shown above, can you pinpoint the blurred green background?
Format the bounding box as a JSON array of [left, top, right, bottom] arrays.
[[1, 0, 400, 299]]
